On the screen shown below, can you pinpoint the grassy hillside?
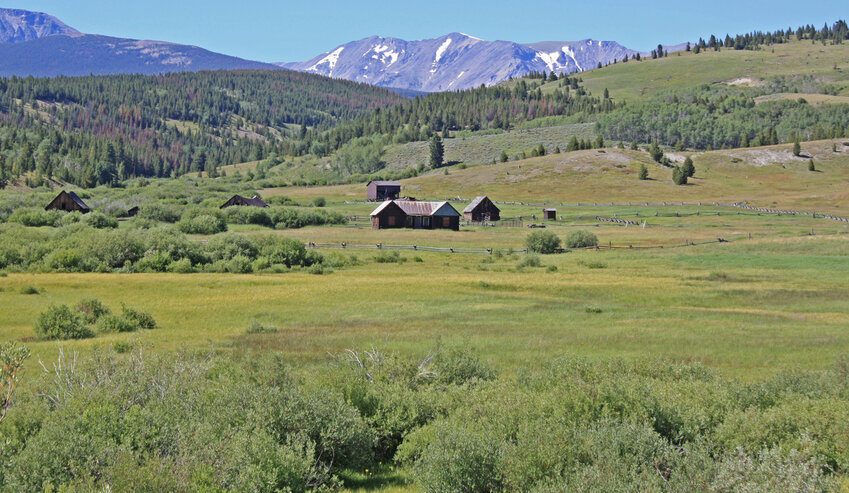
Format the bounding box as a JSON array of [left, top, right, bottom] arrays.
[[270, 139, 849, 213], [572, 38, 849, 102]]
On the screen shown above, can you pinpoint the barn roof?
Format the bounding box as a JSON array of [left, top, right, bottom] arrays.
[[370, 200, 460, 217], [221, 194, 268, 208], [66, 191, 89, 210], [367, 180, 401, 187], [463, 196, 495, 213]]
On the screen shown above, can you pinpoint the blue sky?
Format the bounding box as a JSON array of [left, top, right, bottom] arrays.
[[13, 0, 849, 62]]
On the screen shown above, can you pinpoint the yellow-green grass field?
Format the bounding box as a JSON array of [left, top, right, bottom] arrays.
[[2, 232, 848, 383], [572, 38, 849, 102]]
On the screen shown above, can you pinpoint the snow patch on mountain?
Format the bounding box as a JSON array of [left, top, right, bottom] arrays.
[[284, 33, 647, 92], [434, 38, 452, 64], [308, 46, 344, 75]]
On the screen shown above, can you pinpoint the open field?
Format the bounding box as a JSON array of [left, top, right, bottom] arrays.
[[266, 139, 849, 214], [2, 232, 848, 382], [574, 39, 849, 102]]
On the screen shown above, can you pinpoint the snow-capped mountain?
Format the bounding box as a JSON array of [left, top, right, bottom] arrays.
[[0, 8, 78, 44], [280, 33, 639, 92]]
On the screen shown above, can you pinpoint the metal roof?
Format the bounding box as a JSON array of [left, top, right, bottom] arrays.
[[367, 180, 401, 187], [371, 200, 460, 217]]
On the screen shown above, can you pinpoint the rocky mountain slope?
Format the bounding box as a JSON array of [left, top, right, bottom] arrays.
[[0, 8, 78, 43], [280, 33, 638, 92]]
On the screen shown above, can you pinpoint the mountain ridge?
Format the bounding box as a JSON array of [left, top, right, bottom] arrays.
[[279, 33, 642, 92], [0, 8, 78, 43]]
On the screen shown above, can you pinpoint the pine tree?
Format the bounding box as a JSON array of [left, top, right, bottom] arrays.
[[672, 166, 688, 185], [631, 140, 638, 151], [566, 136, 579, 152], [537, 144, 546, 156], [595, 135, 605, 148], [429, 135, 444, 168], [500, 151, 508, 163], [682, 156, 695, 177], [808, 159, 816, 171], [648, 141, 664, 163], [603, 88, 610, 99], [638, 164, 649, 180], [793, 139, 801, 157]]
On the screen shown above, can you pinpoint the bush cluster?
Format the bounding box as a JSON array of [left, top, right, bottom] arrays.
[[525, 230, 560, 254], [34, 299, 156, 340], [0, 223, 325, 274], [564, 229, 599, 248], [1, 348, 848, 491]]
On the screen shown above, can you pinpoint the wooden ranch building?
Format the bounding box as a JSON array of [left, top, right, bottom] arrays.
[[371, 200, 461, 231], [220, 195, 268, 209], [45, 191, 90, 213], [463, 196, 500, 222], [366, 181, 401, 201], [543, 208, 557, 220]]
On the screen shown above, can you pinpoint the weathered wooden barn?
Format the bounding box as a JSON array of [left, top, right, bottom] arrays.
[[463, 196, 500, 222], [220, 195, 268, 209], [371, 200, 461, 231], [127, 206, 140, 217], [543, 208, 557, 220], [45, 191, 90, 213], [366, 181, 401, 201]]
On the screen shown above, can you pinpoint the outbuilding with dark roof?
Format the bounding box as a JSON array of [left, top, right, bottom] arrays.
[[220, 195, 268, 209], [45, 191, 90, 213], [367, 181, 401, 201], [463, 196, 500, 222]]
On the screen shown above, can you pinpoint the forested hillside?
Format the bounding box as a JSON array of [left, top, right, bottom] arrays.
[[0, 70, 405, 187]]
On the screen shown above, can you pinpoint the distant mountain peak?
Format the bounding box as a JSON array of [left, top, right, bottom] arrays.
[[281, 33, 639, 92], [0, 8, 79, 44]]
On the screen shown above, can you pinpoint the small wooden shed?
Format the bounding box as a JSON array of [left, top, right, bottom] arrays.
[[543, 208, 557, 220], [463, 196, 500, 222], [220, 195, 268, 209], [127, 206, 140, 217], [45, 191, 90, 214], [366, 181, 401, 201]]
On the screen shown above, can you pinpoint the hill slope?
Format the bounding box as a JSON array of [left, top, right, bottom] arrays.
[[282, 33, 637, 92]]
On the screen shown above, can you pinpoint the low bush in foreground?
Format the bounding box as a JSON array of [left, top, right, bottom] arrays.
[[2, 347, 848, 491], [34, 304, 93, 340]]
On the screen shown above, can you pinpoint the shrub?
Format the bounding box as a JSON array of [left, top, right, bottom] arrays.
[[96, 314, 138, 334], [76, 298, 111, 324], [8, 208, 64, 227], [564, 230, 599, 249], [112, 341, 133, 353], [35, 304, 93, 340], [19, 285, 39, 295], [517, 254, 542, 268], [638, 164, 649, 180], [120, 304, 157, 330], [312, 196, 326, 207], [138, 203, 182, 223], [167, 258, 195, 273], [178, 214, 227, 235], [433, 345, 496, 385], [246, 320, 278, 334], [525, 230, 560, 254], [83, 211, 118, 229], [374, 251, 406, 263]]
